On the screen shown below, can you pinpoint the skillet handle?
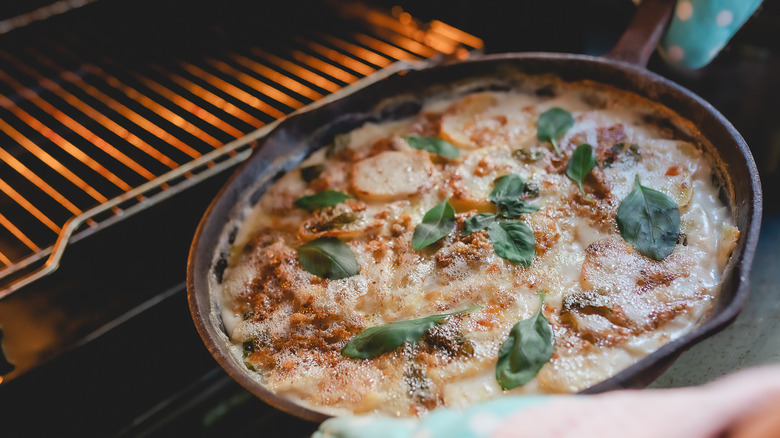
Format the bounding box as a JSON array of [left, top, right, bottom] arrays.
[[604, 0, 676, 67]]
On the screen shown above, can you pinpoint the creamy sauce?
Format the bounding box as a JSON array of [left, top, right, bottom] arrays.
[[214, 80, 738, 417]]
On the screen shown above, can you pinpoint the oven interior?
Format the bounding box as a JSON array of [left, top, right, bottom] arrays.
[[0, 0, 778, 436]]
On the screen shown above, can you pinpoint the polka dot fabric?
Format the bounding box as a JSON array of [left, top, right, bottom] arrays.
[[660, 0, 762, 69]]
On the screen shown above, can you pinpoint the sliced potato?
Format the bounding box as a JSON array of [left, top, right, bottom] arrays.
[[581, 238, 655, 293], [718, 223, 740, 269], [440, 93, 497, 149], [639, 139, 699, 207], [448, 147, 524, 212], [439, 93, 535, 149], [665, 168, 694, 207], [524, 211, 559, 256], [608, 139, 699, 207], [350, 150, 434, 201], [579, 238, 696, 337]]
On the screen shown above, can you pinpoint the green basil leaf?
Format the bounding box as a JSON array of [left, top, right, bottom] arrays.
[[487, 221, 536, 267], [495, 297, 554, 390], [566, 143, 596, 192], [616, 176, 680, 261], [406, 136, 460, 158], [537, 107, 574, 155], [412, 199, 456, 251], [462, 213, 496, 236], [488, 174, 526, 206], [296, 237, 359, 279], [488, 173, 538, 218], [342, 306, 480, 359], [487, 175, 540, 219], [294, 190, 351, 212], [300, 164, 325, 183], [500, 200, 540, 219]]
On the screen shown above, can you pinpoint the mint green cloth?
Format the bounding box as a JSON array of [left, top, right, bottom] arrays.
[[313, 397, 551, 438]]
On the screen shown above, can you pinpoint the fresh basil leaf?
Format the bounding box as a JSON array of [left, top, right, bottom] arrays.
[[462, 213, 496, 236], [495, 297, 554, 390], [412, 199, 456, 251], [342, 306, 479, 359], [296, 237, 359, 279], [489, 174, 525, 206], [487, 175, 540, 219], [294, 190, 351, 212], [406, 136, 460, 158], [500, 200, 540, 219], [487, 221, 536, 267], [537, 107, 574, 155], [300, 164, 325, 183], [566, 143, 596, 192], [616, 176, 680, 261]]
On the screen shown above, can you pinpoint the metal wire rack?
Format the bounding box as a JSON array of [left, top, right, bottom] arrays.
[[0, 1, 482, 298]]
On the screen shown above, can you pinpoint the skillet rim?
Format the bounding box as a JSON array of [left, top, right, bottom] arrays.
[[187, 52, 762, 422]]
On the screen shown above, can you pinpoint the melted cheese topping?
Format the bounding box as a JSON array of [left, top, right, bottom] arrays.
[[216, 80, 738, 417]]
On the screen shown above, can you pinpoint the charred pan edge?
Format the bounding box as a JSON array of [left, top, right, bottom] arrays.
[[187, 53, 762, 421]]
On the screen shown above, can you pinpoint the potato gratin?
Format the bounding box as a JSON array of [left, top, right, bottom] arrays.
[[217, 79, 739, 417]]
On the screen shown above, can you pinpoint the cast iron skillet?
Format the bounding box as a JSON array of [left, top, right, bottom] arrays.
[[188, 0, 762, 422]]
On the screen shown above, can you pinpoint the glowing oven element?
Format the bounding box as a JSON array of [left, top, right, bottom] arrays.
[[0, 2, 482, 297]]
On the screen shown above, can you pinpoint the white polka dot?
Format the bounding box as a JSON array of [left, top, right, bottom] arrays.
[[677, 1, 693, 21], [717, 10, 734, 27], [668, 46, 685, 61]]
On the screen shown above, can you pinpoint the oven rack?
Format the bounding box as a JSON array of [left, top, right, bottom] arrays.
[[0, 1, 482, 298]]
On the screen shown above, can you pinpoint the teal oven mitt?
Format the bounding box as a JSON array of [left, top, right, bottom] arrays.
[[657, 0, 763, 69], [313, 367, 780, 438], [312, 397, 551, 438]]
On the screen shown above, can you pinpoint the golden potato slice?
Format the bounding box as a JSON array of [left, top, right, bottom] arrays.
[[718, 223, 740, 269], [662, 165, 694, 207], [448, 147, 527, 213], [350, 150, 434, 201], [439, 93, 535, 149], [580, 238, 686, 292], [638, 139, 700, 207], [578, 238, 698, 339], [440, 93, 497, 149]]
